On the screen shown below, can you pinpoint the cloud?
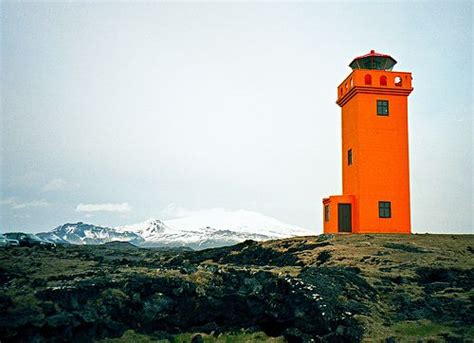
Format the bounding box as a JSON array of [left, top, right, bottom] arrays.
[[42, 178, 79, 192], [13, 213, 31, 219], [1, 197, 51, 210], [13, 199, 50, 209], [8, 171, 42, 188], [0, 198, 17, 207], [75, 202, 132, 213], [159, 203, 192, 219]]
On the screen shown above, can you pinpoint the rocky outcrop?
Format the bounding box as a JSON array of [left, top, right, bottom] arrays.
[[0, 234, 473, 342], [0, 265, 367, 342]]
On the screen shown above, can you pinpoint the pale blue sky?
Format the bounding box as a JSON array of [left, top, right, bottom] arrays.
[[1, 1, 472, 233]]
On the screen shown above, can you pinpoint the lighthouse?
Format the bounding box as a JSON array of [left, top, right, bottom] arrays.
[[323, 50, 413, 234]]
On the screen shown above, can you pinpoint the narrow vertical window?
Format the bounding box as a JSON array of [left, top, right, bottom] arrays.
[[379, 201, 391, 218], [348, 149, 353, 166], [324, 205, 330, 222], [364, 74, 372, 85], [380, 75, 387, 86], [377, 100, 389, 116]]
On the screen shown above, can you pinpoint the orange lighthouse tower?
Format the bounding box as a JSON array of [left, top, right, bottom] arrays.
[[323, 50, 413, 234]]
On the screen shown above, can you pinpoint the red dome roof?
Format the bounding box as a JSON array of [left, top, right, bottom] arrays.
[[349, 50, 397, 70]]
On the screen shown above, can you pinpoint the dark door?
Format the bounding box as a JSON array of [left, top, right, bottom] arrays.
[[338, 204, 352, 233]]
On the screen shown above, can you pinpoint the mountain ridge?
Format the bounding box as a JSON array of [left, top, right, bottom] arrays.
[[39, 222, 144, 246], [38, 210, 313, 249]]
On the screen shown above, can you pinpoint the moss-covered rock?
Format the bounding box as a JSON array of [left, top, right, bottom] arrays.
[[0, 234, 473, 342]]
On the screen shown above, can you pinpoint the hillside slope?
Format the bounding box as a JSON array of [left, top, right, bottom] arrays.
[[0, 234, 472, 342]]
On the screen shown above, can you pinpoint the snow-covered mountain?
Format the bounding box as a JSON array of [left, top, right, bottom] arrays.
[[115, 209, 313, 249], [36, 232, 70, 244], [165, 208, 312, 238], [39, 222, 144, 245], [39, 209, 313, 249], [115, 218, 170, 241]]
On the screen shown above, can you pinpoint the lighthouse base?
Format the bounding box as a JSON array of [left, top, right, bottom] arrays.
[[322, 195, 411, 234]]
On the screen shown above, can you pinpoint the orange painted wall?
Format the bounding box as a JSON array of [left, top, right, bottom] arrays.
[[340, 91, 360, 232], [322, 195, 355, 234], [324, 68, 413, 234]]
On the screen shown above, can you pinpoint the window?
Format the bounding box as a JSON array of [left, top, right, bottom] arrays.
[[380, 75, 387, 86], [324, 205, 330, 222], [348, 149, 353, 165], [379, 201, 391, 218], [364, 74, 372, 85], [394, 76, 402, 86], [377, 100, 389, 116]]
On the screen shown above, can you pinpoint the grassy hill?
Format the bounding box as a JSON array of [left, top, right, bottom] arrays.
[[0, 234, 473, 342]]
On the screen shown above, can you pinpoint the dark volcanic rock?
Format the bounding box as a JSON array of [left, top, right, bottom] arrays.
[[383, 242, 428, 253], [1, 234, 473, 342], [0, 265, 367, 342]]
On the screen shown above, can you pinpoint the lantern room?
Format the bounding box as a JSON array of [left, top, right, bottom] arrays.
[[349, 50, 397, 71]]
